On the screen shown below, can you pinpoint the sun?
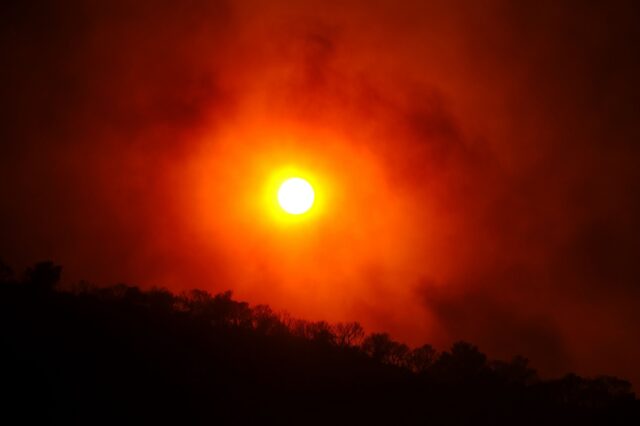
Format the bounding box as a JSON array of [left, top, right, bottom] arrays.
[[277, 177, 315, 214]]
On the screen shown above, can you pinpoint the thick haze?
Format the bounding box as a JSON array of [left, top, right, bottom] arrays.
[[1, 1, 639, 384]]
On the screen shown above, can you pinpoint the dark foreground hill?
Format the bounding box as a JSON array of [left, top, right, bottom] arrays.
[[1, 261, 638, 425]]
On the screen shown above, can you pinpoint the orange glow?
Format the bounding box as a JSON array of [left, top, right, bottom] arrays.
[[178, 112, 438, 341]]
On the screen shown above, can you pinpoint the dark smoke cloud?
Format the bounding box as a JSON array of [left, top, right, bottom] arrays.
[[421, 281, 571, 376]]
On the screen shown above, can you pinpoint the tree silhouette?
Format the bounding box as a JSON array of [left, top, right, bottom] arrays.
[[305, 321, 336, 344], [251, 304, 286, 336], [491, 355, 538, 386], [334, 321, 365, 347], [362, 332, 396, 363], [432, 341, 488, 383], [24, 261, 61, 292], [408, 344, 437, 373], [0, 259, 13, 284]]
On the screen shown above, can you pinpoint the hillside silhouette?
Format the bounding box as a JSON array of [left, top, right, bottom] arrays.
[[1, 261, 638, 425]]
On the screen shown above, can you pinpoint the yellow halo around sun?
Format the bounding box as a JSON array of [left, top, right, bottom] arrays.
[[277, 177, 315, 214]]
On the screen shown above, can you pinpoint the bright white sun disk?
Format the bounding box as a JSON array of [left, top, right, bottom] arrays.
[[277, 177, 315, 214]]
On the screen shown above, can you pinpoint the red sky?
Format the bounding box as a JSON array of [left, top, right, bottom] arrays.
[[1, 0, 640, 385]]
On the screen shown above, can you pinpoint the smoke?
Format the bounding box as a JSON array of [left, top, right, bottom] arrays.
[[1, 0, 639, 384]]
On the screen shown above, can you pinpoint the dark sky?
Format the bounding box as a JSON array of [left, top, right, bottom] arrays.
[[1, 0, 639, 386]]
